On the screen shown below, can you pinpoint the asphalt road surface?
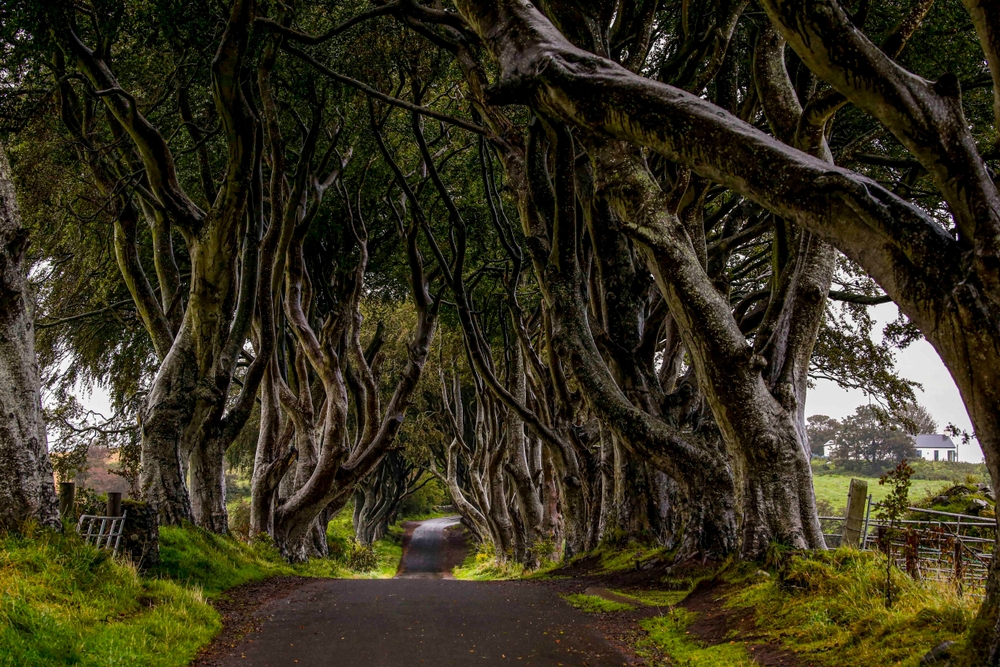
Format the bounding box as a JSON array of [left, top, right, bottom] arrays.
[[395, 516, 465, 578], [210, 519, 628, 666]]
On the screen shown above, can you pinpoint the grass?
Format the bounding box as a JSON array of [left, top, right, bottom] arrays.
[[812, 474, 951, 514], [561, 593, 634, 613], [637, 608, 756, 666], [324, 509, 403, 578], [452, 543, 528, 580], [0, 525, 217, 667], [1, 505, 407, 667], [725, 548, 978, 666]]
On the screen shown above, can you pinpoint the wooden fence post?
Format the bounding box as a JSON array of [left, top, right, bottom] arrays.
[[106, 492, 122, 517], [58, 481, 75, 524], [841, 478, 868, 548]]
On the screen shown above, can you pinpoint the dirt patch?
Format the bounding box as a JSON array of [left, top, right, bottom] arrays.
[[680, 578, 803, 667], [190, 575, 314, 667], [584, 586, 645, 606]]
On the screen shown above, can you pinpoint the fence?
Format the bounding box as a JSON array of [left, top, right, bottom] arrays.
[[76, 513, 128, 555], [820, 482, 994, 598]]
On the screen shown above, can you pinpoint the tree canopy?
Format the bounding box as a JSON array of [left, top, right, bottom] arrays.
[[1, 0, 999, 662]]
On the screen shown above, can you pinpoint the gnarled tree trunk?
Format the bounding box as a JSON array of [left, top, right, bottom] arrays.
[[0, 144, 59, 531]]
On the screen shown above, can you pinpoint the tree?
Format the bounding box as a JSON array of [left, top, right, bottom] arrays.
[[833, 405, 917, 467], [806, 415, 840, 457], [0, 143, 59, 530], [898, 402, 938, 436], [433, 2, 1000, 659]]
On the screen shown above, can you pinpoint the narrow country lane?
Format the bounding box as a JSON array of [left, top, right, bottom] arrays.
[[206, 518, 629, 666], [395, 515, 465, 578]]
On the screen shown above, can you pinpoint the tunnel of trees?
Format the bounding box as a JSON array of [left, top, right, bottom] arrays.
[[0, 0, 998, 662]]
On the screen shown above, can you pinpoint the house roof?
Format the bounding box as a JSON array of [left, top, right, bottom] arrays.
[[915, 434, 956, 450]]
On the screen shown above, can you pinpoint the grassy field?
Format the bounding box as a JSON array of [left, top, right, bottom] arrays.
[[812, 474, 951, 515]]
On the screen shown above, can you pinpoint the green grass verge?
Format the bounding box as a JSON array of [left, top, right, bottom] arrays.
[[561, 593, 634, 613], [325, 510, 403, 578], [452, 543, 527, 580], [637, 608, 756, 666], [0, 526, 217, 667], [725, 548, 977, 666]]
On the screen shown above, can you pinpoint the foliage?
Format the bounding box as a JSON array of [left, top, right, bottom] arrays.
[[344, 541, 379, 572], [74, 487, 108, 518], [227, 499, 251, 542], [397, 477, 448, 519], [832, 405, 917, 466], [324, 506, 403, 578], [875, 460, 914, 607], [452, 542, 526, 581], [898, 403, 938, 437], [810, 303, 920, 413], [806, 414, 840, 456]]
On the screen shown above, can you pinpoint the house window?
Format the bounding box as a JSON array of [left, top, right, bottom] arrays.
[[934, 450, 939, 461], [948, 451, 956, 462]]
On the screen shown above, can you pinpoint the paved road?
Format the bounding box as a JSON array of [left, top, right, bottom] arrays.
[[210, 519, 628, 667], [396, 516, 464, 579]]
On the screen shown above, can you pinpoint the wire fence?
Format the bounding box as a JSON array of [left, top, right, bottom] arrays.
[[820, 498, 994, 599]]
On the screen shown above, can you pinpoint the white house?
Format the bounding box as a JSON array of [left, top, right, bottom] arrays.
[[914, 434, 957, 462], [816, 434, 958, 461], [820, 440, 834, 458]]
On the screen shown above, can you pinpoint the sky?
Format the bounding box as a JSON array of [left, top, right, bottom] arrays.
[[805, 302, 985, 463]]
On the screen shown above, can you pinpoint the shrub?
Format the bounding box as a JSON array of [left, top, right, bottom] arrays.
[[227, 499, 251, 541], [345, 540, 379, 572]]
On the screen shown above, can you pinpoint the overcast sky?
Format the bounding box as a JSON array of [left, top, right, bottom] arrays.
[[805, 302, 985, 463]]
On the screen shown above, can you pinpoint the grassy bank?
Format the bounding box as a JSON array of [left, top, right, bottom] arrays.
[[0, 511, 403, 667], [533, 541, 981, 667], [725, 548, 977, 666], [0, 526, 218, 667]]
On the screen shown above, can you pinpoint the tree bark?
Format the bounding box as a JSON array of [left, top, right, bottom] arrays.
[[0, 144, 59, 531]]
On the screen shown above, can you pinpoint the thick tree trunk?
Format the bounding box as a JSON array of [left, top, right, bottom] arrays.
[[504, 345, 546, 563], [138, 343, 196, 525], [190, 436, 229, 533], [0, 145, 59, 531]]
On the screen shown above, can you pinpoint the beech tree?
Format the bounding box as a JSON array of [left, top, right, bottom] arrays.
[[0, 143, 59, 531], [832, 405, 917, 467], [396, 0, 1000, 659], [3, 0, 998, 661]]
